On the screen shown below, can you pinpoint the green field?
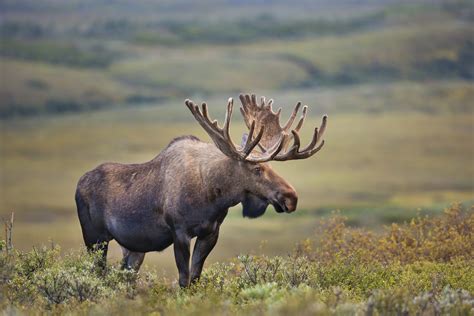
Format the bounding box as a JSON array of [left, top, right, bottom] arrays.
[[1, 0, 473, 310], [2, 81, 473, 275]]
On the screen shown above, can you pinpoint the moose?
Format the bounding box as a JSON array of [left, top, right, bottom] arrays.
[[75, 94, 327, 287]]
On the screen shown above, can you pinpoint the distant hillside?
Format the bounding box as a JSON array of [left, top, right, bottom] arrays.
[[0, 0, 472, 118]]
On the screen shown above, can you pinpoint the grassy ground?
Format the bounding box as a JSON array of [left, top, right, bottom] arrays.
[[1, 205, 473, 315]]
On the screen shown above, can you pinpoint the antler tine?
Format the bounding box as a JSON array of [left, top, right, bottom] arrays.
[[243, 121, 265, 157], [251, 94, 258, 108], [300, 127, 318, 152], [242, 121, 255, 154], [300, 140, 325, 159], [275, 130, 301, 161], [260, 96, 266, 108], [201, 101, 208, 118], [199, 102, 218, 129], [239, 95, 248, 114], [258, 94, 274, 111], [185, 99, 203, 123], [302, 114, 327, 149], [239, 94, 253, 129], [294, 105, 308, 132], [223, 98, 233, 140], [245, 94, 252, 109], [273, 142, 296, 161], [291, 129, 301, 149], [275, 107, 282, 117], [281, 101, 302, 131], [318, 115, 328, 140], [288, 139, 325, 160], [274, 115, 328, 161], [266, 99, 273, 110], [188, 101, 218, 139]]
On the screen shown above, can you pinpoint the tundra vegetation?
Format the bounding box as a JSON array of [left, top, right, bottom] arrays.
[[1, 204, 473, 314]]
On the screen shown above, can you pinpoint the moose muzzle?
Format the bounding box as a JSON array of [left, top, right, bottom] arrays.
[[274, 190, 298, 213]]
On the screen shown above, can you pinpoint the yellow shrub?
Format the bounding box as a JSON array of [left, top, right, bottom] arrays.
[[306, 203, 473, 265]]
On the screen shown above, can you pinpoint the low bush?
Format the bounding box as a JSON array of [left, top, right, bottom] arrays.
[[1, 204, 472, 314]]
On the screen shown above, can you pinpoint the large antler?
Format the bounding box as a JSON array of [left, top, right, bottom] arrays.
[[185, 98, 287, 163], [239, 93, 327, 161]]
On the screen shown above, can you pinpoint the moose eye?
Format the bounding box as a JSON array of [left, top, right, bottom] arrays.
[[253, 166, 262, 176]]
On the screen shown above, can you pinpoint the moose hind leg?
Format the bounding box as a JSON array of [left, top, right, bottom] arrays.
[[120, 246, 146, 271], [78, 222, 111, 269], [76, 192, 111, 269], [80, 224, 110, 269]]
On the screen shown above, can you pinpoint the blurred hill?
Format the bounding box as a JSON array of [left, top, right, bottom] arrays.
[[0, 0, 434, 21], [1, 0, 472, 117]]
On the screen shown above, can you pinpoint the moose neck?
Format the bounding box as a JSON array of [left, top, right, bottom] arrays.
[[202, 152, 245, 210]]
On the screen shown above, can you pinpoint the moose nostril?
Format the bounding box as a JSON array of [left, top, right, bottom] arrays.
[[278, 190, 298, 212]]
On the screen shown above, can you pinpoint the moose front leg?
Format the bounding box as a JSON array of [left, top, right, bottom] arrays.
[[173, 232, 191, 287], [190, 228, 220, 284]]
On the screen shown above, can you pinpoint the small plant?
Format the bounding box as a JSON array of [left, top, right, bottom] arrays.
[[0, 204, 472, 314], [2, 213, 14, 255]]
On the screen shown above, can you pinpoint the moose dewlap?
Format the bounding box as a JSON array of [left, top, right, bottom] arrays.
[[75, 93, 327, 287]]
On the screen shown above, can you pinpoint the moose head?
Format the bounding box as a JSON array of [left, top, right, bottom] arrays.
[[185, 94, 327, 218]]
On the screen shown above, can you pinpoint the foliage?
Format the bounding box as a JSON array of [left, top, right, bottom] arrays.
[[305, 203, 474, 265], [1, 245, 144, 308], [1, 204, 472, 314]]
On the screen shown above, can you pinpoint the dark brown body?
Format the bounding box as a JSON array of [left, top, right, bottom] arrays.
[[76, 135, 297, 287]]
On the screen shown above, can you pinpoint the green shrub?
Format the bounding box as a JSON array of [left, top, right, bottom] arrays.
[[0, 204, 472, 314], [301, 203, 473, 265]]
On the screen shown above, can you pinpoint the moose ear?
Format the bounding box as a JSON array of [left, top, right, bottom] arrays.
[[240, 133, 248, 148]]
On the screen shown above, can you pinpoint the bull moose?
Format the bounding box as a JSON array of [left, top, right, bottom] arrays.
[[75, 94, 327, 287]]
